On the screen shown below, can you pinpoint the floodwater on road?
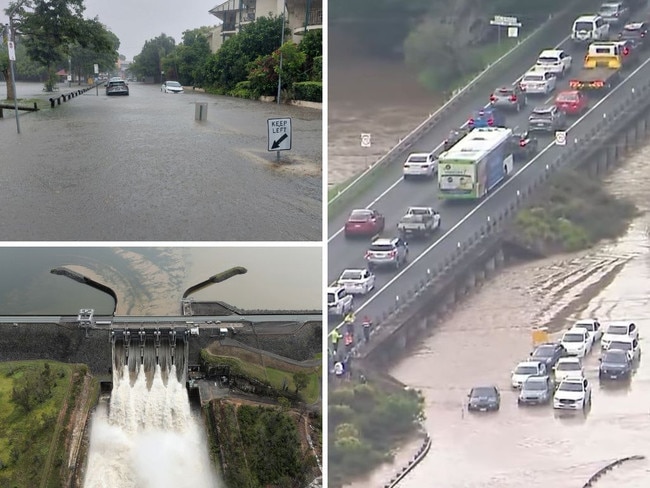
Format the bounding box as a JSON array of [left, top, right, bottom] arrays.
[[0, 82, 321, 241], [376, 144, 650, 487]]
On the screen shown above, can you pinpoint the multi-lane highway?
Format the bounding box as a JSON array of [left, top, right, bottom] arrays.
[[328, 3, 650, 335]]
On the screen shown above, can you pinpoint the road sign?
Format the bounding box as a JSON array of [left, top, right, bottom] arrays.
[[489, 15, 521, 27], [7, 41, 15, 61], [267, 117, 292, 152], [507, 27, 519, 38], [361, 133, 372, 148], [555, 131, 567, 146], [94, 64, 99, 74]]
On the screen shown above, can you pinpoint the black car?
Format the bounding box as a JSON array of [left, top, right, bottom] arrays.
[[443, 127, 469, 151], [518, 375, 554, 405], [467, 385, 500, 412], [530, 342, 567, 370], [528, 106, 566, 133], [617, 22, 648, 49], [508, 131, 539, 160], [599, 349, 633, 380]]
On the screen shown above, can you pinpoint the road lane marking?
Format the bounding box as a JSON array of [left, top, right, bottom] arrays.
[[328, 36, 572, 242], [329, 56, 650, 334]]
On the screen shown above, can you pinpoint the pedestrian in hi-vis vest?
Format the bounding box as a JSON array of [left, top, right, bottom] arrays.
[[331, 329, 342, 353], [344, 311, 355, 334]]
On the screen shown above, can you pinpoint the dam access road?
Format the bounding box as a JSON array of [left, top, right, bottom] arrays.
[[327, 0, 650, 334]]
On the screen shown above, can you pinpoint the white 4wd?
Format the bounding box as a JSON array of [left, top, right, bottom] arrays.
[[553, 357, 585, 382], [327, 286, 353, 316], [560, 328, 593, 358], [336, 269, 376, 295], [601, 321, 638, 350], [553, 377, 592, 410], [573, 319, 602, 342], [511, 360, 546, 388], [571, 15, 610, 44], [536, 49, 572, 78]]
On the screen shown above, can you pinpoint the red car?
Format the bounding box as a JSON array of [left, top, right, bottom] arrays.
[[555, 90, 588, 115], [344, 209, 385, 237]]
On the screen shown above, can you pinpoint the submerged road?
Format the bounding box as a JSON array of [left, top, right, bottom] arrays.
[[0, 82, 321, 241], [327, 2, 650, 333]]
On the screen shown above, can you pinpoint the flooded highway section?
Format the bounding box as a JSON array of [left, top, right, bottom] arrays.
[[387, 147, 650, 488], [0, 82, 321, 241]]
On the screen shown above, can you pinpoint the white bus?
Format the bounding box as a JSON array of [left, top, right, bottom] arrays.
[[438, 127, 514, 200]]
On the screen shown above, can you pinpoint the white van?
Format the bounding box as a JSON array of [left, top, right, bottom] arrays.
[[571, 15, 610, 44]]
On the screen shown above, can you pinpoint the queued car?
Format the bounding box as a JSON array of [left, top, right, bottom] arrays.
[[511, 360, 547, 389], [597, 2, 630, 25], [519, 67, 557, 96], [518, 375, 554, 406], [508, 131, 539, 160], [535, 49, 572, 78], [105, 79, 129, 96], [617, 22, 648, 49], [553, 377, 592, 411], [572, 318, 603, 342], [468, 107, 506, 129], [161, 81, 184, 94], [403, 151, 438, 179], [443, 127, 469, 151], [489, 85, 527, 112], [529, 342, 566, 370], [344, 209, 385, 238], [599, 349, 633, 380], [555, 90, 589, 115], [560, 328, 593, 358], [364, 237, 409, 271], [336, 269, 376, 295], [601, 321, 639, 349], [327, 285, 353, 316], [553, 357, 585, 382], [608, 336, 641, 361], [528, 105, 566, 133], [467, 385, 500, 412]]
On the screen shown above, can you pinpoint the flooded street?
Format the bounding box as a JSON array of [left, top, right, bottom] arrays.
[[328, 29, 439, 186], [381, 145, 650, 487], [0, 82, 321, 241]]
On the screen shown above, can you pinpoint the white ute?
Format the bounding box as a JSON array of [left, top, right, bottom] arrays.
[[553, 357, 585, 382], [336, 269, 376, 295], [403, 151, 438, 179], [511, 360, 547, 388], [601, 321, 639, 350], [327, 285, 353, 316], [553, 377, 592, 410], [536, 49, 572, 78], [560, 328, 593, 358]]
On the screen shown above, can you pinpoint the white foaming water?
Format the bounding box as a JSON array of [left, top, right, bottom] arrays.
[[84, 365, 219, 488]]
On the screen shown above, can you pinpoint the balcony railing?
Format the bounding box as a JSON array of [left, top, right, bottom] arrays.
[[306, 9, 322, 26], [222, 22, 237, 32]]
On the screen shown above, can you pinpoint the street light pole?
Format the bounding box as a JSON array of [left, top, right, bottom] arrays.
[[276, 3, 287, 105]]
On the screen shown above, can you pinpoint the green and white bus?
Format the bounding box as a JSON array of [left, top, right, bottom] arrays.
[[438, 127, 515, 200]]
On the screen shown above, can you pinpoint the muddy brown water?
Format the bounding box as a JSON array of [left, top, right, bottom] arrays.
[[350, 145, 650, 487]]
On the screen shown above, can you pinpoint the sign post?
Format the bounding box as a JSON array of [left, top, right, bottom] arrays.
[[489, 15, 522, 47], [94, 63, 99, 95], [361, 133, 372, 168], [555, 131, 567, 146], [267, 117, 292, 162]]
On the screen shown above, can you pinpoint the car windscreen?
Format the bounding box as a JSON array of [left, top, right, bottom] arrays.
[[607, 325, 629, 335], [557, 93, 579, 102], [602, 351, 628, 364], [574, 21, 594, 31], [532, 346, 554, 358], [563, 333, 584, 343], [407, 156, 428, 163], [599, 6, 618, 14], [340, 270, 363, 281], [368, 244, 394, 252], [496, 88, 513, 95], [515, 365, 538, 375], [167, 82, 182, 87], [471, 387, 495, 398], [557, 361, 581, 371], [610, 341, 632, 351], [620, 30, 641, 39], [523, 380, 546, 390], [558, 382, 583, 392], [531, 111, 552, 119]]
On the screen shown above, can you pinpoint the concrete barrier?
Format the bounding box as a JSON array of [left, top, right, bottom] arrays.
[[382, 429, 432, 488], [581, 455, 645, 487], [48, 84, 102, 108]]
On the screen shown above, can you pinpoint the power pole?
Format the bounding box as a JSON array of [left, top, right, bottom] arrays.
[[276, 3, 286, 105]]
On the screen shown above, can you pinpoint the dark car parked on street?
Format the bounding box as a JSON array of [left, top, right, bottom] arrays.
[[467, 385, 500, 412]]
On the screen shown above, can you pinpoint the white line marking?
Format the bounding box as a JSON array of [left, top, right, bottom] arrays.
[[328, 37, 571, 242], [329, 56, 650, 335]]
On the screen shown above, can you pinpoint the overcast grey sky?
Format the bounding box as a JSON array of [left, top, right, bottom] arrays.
[[83, 0, 222, 60]]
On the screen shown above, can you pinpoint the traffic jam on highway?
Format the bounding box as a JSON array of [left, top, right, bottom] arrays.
[[468, 318, 641, 413], [327, 0, 650, 348]]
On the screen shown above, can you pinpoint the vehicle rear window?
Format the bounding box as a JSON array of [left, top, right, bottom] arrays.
[[407, 156, 428, 163], [538, 56, 559, 63], [523, 74, 544, 82], [349, 210, 371, 221], [593, 47, 612, 54], [574, 22, 594, 31], [531, 111, 552, 119], [497, 88, 513, 94], [369, 244, 394, 252], [557, 93, 578, 102]]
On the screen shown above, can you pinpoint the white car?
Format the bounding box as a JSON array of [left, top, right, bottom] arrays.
[[161, 81, 184, 94], [336, 269, 376, 295], [553, 357, 585, 382], [553, 377, 592, 410], [560, 328, 592, 358], [520, 68, 557, 95], [402, 151, 438, 179], [608, 336, 641, 361], [511, 360, 547, 388], [536, 49, 572, 78], [601, 321, 639, 350], [327, 286, 353, 316], [573, 319, 603, 342]]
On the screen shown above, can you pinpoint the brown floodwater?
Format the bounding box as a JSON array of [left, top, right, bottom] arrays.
[[360, 144, 650, 487]]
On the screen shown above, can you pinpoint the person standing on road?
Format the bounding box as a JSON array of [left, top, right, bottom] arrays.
[[344, 311, 355, 335], [362, 315, 372, 342], [331, 328, 342, 353], [344, 330, 354, 351]]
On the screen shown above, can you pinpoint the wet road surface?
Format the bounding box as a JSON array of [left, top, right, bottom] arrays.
[[385, 145, 650, 488], [0, 82, 321, 241]]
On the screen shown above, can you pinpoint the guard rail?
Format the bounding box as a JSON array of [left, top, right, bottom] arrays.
[[354, 58, 650, 347], [328, 0, 597, 212], [581, 455, 645, 487], [382, 431, 432, 488]]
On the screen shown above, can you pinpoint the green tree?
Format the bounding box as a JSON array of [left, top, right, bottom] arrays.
[[131, 34, 176, 82], [171, 27, 212, 86], [298, 29, 322, 80], [11, 363, 55, 412], [292, 371, 310, 395]]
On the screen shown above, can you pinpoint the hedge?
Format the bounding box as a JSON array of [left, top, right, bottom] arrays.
[[293, 81, 322, 102], [313, 56, 322, 81]]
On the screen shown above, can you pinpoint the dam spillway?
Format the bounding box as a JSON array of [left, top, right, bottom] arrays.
[[83, 328, 219, 488]]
